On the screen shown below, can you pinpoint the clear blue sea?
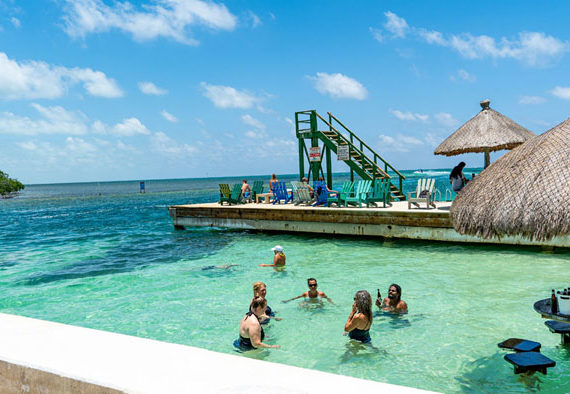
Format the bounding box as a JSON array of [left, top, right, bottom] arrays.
[[1, 169, 569, 393]]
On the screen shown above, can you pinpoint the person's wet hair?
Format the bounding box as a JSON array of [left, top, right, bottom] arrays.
[[389, 283, 402, 302], [250, 296, 267, 311], [354, 290, 372, 323], [307, 278, 317, 285]]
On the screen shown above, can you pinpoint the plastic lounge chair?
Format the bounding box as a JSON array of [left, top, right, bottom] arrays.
[[272, 182, 292, 204], [327, 181, 353, 207], [224, 184, 243, 205], [219, 183, 231, 205], [250, 180, 264, 202], [292, 181, 313, 205], [312, 181, 328, 207], [504, 352, 555, 375], [408, 178, 436, 209], [344, 180, 372, 208], [365, 178, 392, 208]]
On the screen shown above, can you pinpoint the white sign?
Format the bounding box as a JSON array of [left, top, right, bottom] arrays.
[[309, 147, 321, 162], [337, 145, 349, 161]]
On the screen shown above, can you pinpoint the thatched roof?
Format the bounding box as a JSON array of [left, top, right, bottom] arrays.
[[450, 117, 570, 241], [434, 100, 535, 156]]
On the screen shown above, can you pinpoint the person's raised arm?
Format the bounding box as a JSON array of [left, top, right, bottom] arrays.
[[344, 303, 359, 332], [282, 292, 306, 303]]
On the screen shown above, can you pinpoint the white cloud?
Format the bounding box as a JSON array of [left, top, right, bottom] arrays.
[[389, 109, 428, 122], [309, 72, 367, 100], [201, 82, 262, 108], [161, 110, 178, 122], [434, 112, 459, 127], [241, 114, 265, 130], [138, 81, 167, 95], [374, 12, 567, 67], [248, 11, 261, 28], [93, 117, 150, 136], [383, 11, 408, 38], [519, 95, 546, 104], [150, 131, 196, 156], [550, 86, 570, 100], [0, 103, 88, 135], [62, 0, 237, 45], [0, 52, 122, 100], [450, 69, 476, 82], [425, 132, 444, 148], [10, 17, 21, 28], [378, 133, 423, 153], [369, 27, 384, 43]]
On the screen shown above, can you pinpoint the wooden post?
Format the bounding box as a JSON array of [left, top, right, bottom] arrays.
[[484, 150, 490, 168]]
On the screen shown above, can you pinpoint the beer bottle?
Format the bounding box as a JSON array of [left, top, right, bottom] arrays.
[[552, 289, 559, 314]]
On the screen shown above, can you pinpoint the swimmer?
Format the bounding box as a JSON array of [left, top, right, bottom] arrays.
[[375, 283, 408, 313], [234, 297, 280, 351], [200, 264, 237, 271], [281, 278, 334, 304], [259, 245, 286, 268], [251, 281, 281, 323], [344, 290, 373, 343]]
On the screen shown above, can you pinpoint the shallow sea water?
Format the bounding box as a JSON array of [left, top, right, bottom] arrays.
[[1, 173, 569, 393]]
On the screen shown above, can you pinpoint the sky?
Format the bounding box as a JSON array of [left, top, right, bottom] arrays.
[[1, 0, 570, 184]]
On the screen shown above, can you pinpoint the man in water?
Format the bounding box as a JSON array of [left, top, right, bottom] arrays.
[[281, 278, 334, 304], [376, 283, 407, 313], [241, 179, 252, 202]]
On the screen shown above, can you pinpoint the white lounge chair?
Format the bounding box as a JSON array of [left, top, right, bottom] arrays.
[[408, 178, 437, 209]]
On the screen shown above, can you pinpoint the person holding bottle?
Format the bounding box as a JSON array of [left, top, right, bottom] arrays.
[[376, 284, 408, 313]]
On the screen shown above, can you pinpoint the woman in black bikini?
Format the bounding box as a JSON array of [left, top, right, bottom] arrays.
[[344, 290, 373, 343], [235, 297, 280, 350]]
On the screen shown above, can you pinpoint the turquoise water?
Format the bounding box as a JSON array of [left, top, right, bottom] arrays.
[[1, 171, 569, 393]]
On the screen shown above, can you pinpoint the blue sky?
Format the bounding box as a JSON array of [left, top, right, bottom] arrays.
[[1, 0, 570, 184]]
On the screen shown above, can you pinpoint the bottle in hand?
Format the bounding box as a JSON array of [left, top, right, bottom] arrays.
[[551, 289, 559, 314]]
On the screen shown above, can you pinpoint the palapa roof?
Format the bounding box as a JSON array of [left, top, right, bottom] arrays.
[[434, 100, 535, 156], [450, 117, 570, 241]]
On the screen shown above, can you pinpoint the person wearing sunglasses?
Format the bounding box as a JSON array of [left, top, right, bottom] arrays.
[[281, 278, 334, 304], [344, 290, 373, 343]]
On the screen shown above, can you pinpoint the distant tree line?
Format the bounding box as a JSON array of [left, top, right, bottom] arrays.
[[0, 171, 24, 197]]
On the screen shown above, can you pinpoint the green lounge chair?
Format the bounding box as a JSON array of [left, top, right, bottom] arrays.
[[365, 178, 392, 208], [327, 181, 353, 207], [219, 183, 231, 205], [220, 184, 243, 205], [250, 180, 264, 202], [344, 180, 372, 208]]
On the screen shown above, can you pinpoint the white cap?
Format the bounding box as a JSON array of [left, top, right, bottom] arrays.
[[271, 245, 284, 252]]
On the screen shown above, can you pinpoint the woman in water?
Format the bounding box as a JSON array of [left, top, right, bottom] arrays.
[[259, 245, 286, 268], [251, 281, 279, 323], [449, 161, 467, 192], [235, 297, 280, 350], [344, 290, 373, 343]]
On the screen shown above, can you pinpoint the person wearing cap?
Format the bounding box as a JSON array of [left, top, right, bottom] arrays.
[[259, 245, 286, 267]]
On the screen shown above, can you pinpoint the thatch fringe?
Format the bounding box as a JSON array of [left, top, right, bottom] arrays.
[[450, 117, 570, 241]]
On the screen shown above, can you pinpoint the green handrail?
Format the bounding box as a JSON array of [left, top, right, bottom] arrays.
[[327, 112, 406, 180], [314, 112, 390, 179]]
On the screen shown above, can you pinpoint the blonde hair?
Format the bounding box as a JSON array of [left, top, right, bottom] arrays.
[[253, 281, 266, 297]]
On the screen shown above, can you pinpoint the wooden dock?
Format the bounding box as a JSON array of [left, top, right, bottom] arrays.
[[168, 201, 570, 247]]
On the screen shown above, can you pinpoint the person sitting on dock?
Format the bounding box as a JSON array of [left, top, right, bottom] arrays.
[[259, 245, 286, 268], [241, 179, 252, 202], [376, 283, 408, 313], [302, 177, 314, 197], [234, 297, 280, 351], [281, 278, 334, 304], [269, 173, 278, 192]]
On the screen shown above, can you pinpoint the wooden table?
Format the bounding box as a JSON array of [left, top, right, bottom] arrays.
[[534, 299, 570, 323], [256, 192, 272, 204]]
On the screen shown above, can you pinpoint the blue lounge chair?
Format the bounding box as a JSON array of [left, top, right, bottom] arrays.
[[313, 181, 328, 207], [272, 181, 293, 204], [365, 178, 392, 208]]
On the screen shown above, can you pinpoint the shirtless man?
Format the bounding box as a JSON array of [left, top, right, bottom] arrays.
[[241, 179, 252, 202], [281, 278, 334, 304], [375, 283, 407, 313]]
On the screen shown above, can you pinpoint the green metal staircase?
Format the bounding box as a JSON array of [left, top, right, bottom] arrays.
[[295, 110, 406, 201]]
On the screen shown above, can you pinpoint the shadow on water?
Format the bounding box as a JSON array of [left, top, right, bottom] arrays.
[[340, 339, 387, 363], [372, 311, 428, 329], [17, 229, 238, 286], [456, 351, 548, 393]]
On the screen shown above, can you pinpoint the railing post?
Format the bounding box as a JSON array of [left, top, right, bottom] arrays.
[[310, 111, 320, 182]]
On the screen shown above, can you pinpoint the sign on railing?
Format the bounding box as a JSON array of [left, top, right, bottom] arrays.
[[309, 147, 321, 162], [337, 145, 349, 161]]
